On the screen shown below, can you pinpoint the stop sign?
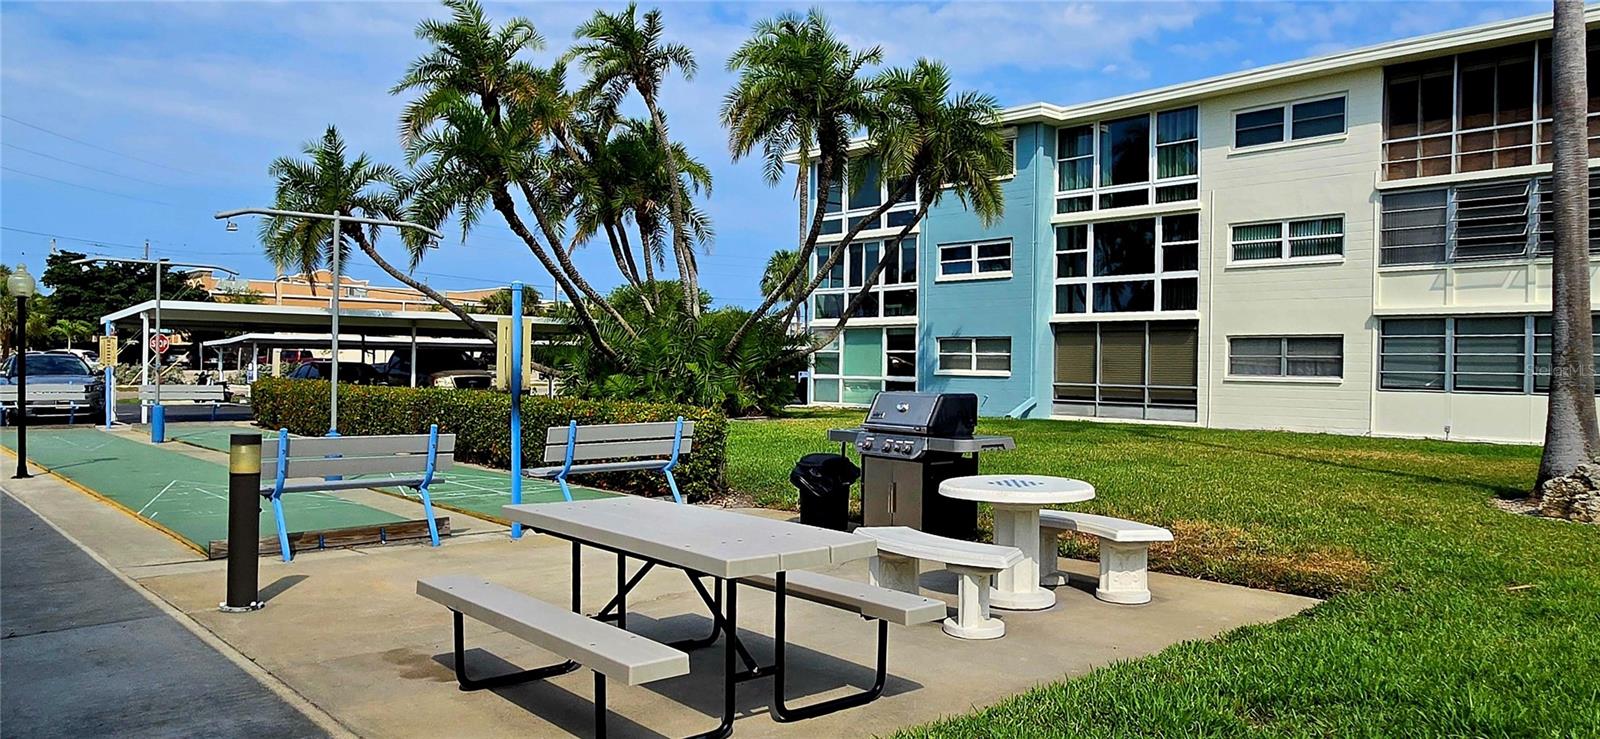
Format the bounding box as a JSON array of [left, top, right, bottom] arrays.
[[149, 334, 171, 354]]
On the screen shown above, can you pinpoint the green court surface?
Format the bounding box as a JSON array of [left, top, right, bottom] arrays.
[[167, 426, 614, 522], [1, 427, 406, 554]]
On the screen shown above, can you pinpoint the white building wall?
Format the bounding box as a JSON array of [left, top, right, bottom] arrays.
[[1197, 68, 1383, 435]]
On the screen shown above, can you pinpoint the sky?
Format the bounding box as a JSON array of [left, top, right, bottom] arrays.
[[0, 0, 1552, 311]]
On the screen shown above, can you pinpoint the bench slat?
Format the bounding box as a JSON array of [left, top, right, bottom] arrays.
[[262, 434, 456, 458], [1038, 511, 1172, 543], [0, 385, 93, 400], [140, 385, 226, 401], [417, 576, 689, 686], [263, 474, 438, 495], [525, 459, 668, 479], [742, 571, 945, 625], [856, 526, 1021, 571], [542, 438, 693, 464], [262, 453, 451, 480], [545, 421, 696, 445]]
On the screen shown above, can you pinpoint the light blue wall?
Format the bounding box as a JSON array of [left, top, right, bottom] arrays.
[[916, 123, 1053, 418]]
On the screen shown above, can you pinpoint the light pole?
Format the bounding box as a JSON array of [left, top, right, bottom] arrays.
[[215, 207, 442, 436], [72, 256, 238, 442], [8, 264, 37, 479]]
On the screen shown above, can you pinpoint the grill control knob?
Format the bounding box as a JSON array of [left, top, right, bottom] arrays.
[[860, 436, 874, 450]]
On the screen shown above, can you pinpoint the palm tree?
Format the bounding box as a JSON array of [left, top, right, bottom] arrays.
[[261, 125, 496, 341], [47, 319, 94, 350], [568, 3, 702, 318], [1538, 0, 1600, 488], [760, 248, 807, 330], [805, 60, 1008, 353], [721, 9, 883, 354]]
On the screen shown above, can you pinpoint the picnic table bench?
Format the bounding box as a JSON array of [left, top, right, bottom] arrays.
[[1038, 511, 1173, 605], [527, 418, 692, 503], [259, 427, 451, 562], [856, 526, 1022, 640]]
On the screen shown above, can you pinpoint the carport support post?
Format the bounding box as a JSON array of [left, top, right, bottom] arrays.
[[221, 433, 264, 612], [409, 324, 417, 388], [509, 281, 525, 540], [103, 321, 114, 429], [140, 312, 149, 424], [327, 213, 341, 437]]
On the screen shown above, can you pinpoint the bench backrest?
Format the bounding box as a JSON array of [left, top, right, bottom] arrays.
[[543, 420, 695, 464], [0, 384, 93, 403], [262, 432, 456, 481], [139, 384, 226, 402]]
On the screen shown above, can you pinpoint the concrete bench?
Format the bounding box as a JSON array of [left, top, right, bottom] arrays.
[[261, 427, 452, 562], [0, 384, 95, 424], [1038, 510, 1173, 605], [527, 418, 693, 503], [140, 384, 228, 420], [418, 576, 689, 737], [855, 526, 1022, 640]]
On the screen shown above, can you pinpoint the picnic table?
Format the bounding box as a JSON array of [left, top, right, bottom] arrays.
[[503, 497, 880, 736], [939, 474, 1095, 611]]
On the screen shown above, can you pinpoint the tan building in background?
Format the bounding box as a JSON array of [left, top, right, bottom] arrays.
[[191, 270, 501, 313]]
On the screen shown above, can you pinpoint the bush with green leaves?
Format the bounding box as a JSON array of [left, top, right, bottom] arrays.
[[252, 378, 727, 501]]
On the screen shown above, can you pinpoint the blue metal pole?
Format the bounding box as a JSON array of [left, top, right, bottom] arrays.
[[509, 281, 525, 540]]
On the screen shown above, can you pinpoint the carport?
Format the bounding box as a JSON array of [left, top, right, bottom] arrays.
[[199, 332, 495, 385]]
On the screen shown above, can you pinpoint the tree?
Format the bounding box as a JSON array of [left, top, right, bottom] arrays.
[[261, 125, 495, 342], [1, 264, 55, 356], [47, 319, 95, 350], [474, 285, 541, 315], [569, 3, 703, 318], [1537, 0, 1600, 488], [760, 248, 807, 328], [40, 250, 210, 326], [721, 9, 884, 355]]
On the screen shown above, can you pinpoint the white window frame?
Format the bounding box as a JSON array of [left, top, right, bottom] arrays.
[[935, 336, 1013, 377], [936, 239, 1013, 282], [1053, 215, 1201, 316], [809, 327, 919, 406], [1228, 215, 1346, 265], [1231, 94, 1348, 152], [816, 157, 921, 242], [1225, 335, 1345, 382], [1054, 105, 1199, 214], [998, 129, 1018, 180]]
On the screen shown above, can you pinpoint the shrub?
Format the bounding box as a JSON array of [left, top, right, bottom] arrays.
[[252, 378, 727, 501]]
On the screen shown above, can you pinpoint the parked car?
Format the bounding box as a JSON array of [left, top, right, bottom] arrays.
[[376, 349, 486, 386], [285, 360, 387, 385], [0, 352, 107, 418], [47, 348, 100, 367], [428, 369, 494, 390]]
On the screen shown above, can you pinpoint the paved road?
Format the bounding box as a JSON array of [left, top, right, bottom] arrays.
[[0, 493, 327, 738]]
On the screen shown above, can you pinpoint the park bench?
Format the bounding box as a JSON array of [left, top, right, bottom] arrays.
[[855, 526, 1022, 640], [1038, 511, 1173, 605], [260, 427, 451, 562], [528, 418, 693, 503], [140, 384, 228, 420], [0, 384, 96, 424], [417, 575, 690, 737]]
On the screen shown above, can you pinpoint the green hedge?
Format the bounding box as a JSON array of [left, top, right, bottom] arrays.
[[251, 378, 727, 501]]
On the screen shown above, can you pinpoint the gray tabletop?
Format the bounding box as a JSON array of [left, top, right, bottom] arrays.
[[504, 497, 878, 579]]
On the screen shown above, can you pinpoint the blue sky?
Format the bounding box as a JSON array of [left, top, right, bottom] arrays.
[[0, 0, 1549, 310]]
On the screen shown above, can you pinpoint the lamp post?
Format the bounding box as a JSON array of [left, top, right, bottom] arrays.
[[72, 256, 237, 442], [215, 207, 442, 436], [8, 264, 37, 479]]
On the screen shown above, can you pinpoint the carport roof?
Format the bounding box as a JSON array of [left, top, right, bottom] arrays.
[[100, 300, 564, 338]]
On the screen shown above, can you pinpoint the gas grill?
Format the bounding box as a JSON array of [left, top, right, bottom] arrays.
[[828, 392, 1015, 539]]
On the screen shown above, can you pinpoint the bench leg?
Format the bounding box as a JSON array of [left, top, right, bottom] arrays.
[[1095, 541, 1153, 605], [1039, 528, 1066, 587], [594, 672, 607, 739], [943, 566, 1005, 640], [270, 495, 292, 563], [772, 571, 889, 722], [416, 484, 440, 547], [557, 475, 573, 502], [663, 468, 683, 505], [867, 553, 920, 594], [450, 610, 578, 691]]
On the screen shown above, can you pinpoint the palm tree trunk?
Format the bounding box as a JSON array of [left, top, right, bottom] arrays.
[[516, 181, 639, 339], [489, 186, 621, 363], [795, 199, 930, 359], [644, 98, 700, 319], [1538, 0, 1600, 487], [638, 221, 662, 307]]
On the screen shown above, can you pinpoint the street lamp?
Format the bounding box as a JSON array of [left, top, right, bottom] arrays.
[[215, 207, 442, 436], [72, 256, 238, 442], [8, 264, 37, 479]]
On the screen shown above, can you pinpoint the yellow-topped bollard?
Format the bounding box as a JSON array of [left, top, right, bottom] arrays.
[[221, 433, 265, 612]]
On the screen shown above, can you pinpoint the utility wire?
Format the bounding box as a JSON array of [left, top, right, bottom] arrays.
[[1, 166, 179, 208], [2, 142, 171, 188], [1, 114, 203, 176]]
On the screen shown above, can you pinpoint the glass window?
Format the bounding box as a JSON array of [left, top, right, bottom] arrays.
[[1534, 172, 1600, 255], [1229, 337, 1343, 377], [886, 328, 916, 378], [1055, 284, 1087, 314], [1000, 138, 1017, 177], [1093, 281, 1155, 313], [938, 337, 1012, 375], [1235, 107, 1285, 148], [849, 157, 882, 210], [1380, 189, 1449, 265], [1156, 107, 1198, 179], [1231, 222, 1284, 261], [1533, 314, 1600, 391], [1055, 215, 1195, 316], [1291, 97, 1346, 139], [1093, 219, 1155, 277], [1453, 317, 1526, 392], [1379, 319, 1448, 390], [1057, 125, 1094, 191], [1100, 114, 1150, 186], [1232, 216, 1344, 261], [939, 240, 1011, 279]]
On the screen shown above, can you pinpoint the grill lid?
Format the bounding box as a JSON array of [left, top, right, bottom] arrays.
[[861, 392, 977, 438]]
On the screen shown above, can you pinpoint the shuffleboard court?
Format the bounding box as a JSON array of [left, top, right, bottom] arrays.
[[168, 427, 271, 453], [0, 427, 408, 554]]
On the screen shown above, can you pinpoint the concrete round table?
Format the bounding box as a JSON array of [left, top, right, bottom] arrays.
[[939, 474, 1095, 611]]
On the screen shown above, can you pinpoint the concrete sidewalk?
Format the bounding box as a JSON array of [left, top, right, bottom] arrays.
[[0, 491, 327, 738]]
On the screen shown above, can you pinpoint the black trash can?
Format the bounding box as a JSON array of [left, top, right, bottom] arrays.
[[792, 453, 859, 531]]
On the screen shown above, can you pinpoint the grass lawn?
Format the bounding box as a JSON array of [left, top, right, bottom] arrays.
[[727, 410, 1600, 736]]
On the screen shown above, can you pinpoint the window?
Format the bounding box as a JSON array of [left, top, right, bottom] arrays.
[[1000, 136, 1017, 178], [1534, 172, 1600, 255], [1233, 96, 1347, 149], [1228, 336, 1343, 378], [1231, 216, 1345, 262], [1053, 321, 1198, 422], [937, 337, 1012, 376], [1380, 315, 1600, 394], [810, 327, 918, 406], [1054, 214, 1199, 315], [1379, 172, 1600, 265], [1383, 35, 1600, 180], [815, 156, 919, 238], [1056, 106, 1198, 213], [811, 238, 916, 320], [938, 239, 1012, 280]]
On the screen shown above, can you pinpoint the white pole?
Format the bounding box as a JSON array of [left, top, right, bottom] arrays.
[[409, 324, 418, 388], [329, 214, 340, 435], [249, 342, 258, 382], [140, 311, 149, 424]]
